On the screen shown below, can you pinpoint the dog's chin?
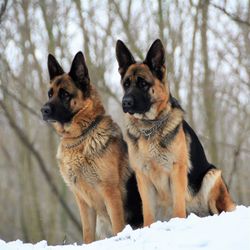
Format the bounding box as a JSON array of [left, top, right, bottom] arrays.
[[42, 116, 56, 123], [43, 116, 72, 124], [131, 107, 158, 121], [129, 111, 154, 120], [132, 113, 144, 119], [124, 109, 155, 120], [124, 109, 145, 120], [123, 106, 156, 120]]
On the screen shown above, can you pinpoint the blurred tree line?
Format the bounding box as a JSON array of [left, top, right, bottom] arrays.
[[0, 0, 249, 244]]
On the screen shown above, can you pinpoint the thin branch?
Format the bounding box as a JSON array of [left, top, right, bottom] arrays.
[[198, 134, 250, 154], [227, 147, 240, 189], [111, 0, 144, 59], [0, 101, 81, 232], [0, 0, 8, 23], [0, 84, 41, 119], [157, 0, 164, 42], [211, 2, 250, 27], [187, 1, 200, 127], [0, 55, 43, 105], [73, 0, 91, 66], [98, 84, 121, 105], [0, 142, 15, 169]]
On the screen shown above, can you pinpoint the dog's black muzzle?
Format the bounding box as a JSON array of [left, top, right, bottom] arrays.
[[122, 93, 151, 115], [41, 103, 56, 122], [41, 101, 74, 123], [122, 95, 135, 114]]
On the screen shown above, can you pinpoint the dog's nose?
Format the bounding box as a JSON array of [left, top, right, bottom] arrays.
[[41, 104, 52, 116], [122, 96, 134, 110]]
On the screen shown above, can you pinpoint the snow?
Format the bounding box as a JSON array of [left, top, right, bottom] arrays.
[[1, 206, 250, 250]]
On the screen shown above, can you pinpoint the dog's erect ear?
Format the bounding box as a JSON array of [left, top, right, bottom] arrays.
[[48, 54, 64, 80], [144, 39, 165, 80], [69, 51, 90, 94], [116, 40, 135, 78]]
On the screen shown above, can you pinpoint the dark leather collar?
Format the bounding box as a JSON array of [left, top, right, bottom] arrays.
[[63, 115, 103, 148]]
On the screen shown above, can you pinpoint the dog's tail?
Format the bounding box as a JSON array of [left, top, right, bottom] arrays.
[[207, 169, 236, 214]]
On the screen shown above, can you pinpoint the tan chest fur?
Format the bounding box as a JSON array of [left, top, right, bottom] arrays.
[[126, 120, 189, 211], [127, 128, 188, 173], [125, 106, 188, 172], [56, 124, 127, 213], [57, 144, 101, 211]]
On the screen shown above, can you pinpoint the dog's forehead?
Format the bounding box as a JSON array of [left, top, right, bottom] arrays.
[[50, 74, 75, 91], [124, 63, 153, 82]]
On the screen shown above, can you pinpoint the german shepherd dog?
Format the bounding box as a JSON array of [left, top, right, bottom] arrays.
[[115, 39, 236, 227], [41, 52, 142, 243]]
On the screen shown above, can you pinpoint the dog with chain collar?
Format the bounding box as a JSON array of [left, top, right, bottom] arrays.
[[116, 39, 235, 226]]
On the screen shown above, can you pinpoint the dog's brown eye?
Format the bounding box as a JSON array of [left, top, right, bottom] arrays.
[[59, 89, 71, 100], [48, 89, 53, 98], [137, 79, 148, 90], [124, 80, 130, 89], [63, 92, 69, 98]]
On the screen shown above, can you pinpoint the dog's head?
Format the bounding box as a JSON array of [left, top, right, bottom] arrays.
[[116, 39, 170, 120], [41, 52, 91, 124]]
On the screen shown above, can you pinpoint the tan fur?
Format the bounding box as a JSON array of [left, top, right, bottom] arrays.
[[186, 169, 236, 216], [127, 117, 188, 225], [50, 76, 131, 243], [208, 171, 236, 214], [124, 63, 235, 226]]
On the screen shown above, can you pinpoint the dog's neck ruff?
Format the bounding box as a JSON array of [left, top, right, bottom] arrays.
[[62, 115, 103, 149], [140, 113, 169, 138]]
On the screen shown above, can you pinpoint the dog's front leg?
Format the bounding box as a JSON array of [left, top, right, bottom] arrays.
[[74, 193, 96, 244], [170, 163, 187, 218], [136, 171, 156, 227], [101, 185, 125, 235]]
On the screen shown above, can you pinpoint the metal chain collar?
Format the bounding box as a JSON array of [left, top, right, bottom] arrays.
[[140, 115, 169, 138]]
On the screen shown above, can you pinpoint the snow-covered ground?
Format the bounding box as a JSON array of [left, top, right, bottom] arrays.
[[1, 206, 249, 250]]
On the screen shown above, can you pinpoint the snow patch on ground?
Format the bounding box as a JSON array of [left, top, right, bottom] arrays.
[[1, 206, 250, 250]]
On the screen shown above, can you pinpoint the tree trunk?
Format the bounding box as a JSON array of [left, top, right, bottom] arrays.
[[201, 0, 218, 164]]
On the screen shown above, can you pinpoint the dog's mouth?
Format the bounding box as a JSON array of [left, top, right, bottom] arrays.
[[123, 104, 151, 116], [123, 104, 152, 117], [42, 115, 56, 123], [42, 115, 71, 124], [46, 119, 57, 123]]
